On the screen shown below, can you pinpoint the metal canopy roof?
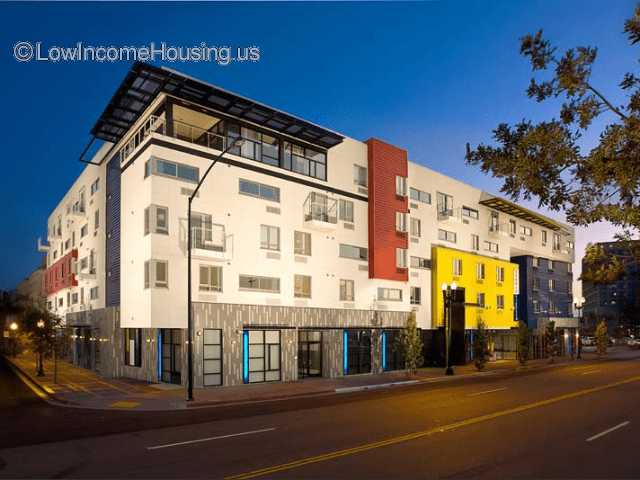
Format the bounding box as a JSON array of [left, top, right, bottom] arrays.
[[91, 62, 344, 149], [479, 194, 564, 231]]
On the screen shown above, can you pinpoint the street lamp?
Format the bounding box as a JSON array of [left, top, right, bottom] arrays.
[[9, 322, 18, 331], [186, 135, 244, 402], [441, 282, 457, 376], [36, 319, 45, 376]]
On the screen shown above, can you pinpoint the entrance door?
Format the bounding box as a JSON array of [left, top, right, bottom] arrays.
[[450, 288, 467, 365], [161, 329, 182, 385], [383, 330, 405, 371], [347, 330, 372, 375], [298, 331, 322, 378]]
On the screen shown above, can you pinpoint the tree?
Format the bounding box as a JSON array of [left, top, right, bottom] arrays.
[[22, 303, 61, 377], [545, 320, 559, 363], [473, 319, 491, 371], [595, 319, 609, 357], [517, 321, 531, 365], [399, 311, 424, 376], [466, 5, 640, 282]]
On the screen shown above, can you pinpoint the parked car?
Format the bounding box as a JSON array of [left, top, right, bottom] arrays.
[[581, 336, 595, 346], [627, 338, 640, 349]]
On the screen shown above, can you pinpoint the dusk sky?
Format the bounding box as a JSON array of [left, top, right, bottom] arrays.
[[1, 0, 635, 296]]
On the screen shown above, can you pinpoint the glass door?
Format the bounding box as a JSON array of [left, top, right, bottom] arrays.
[[161, 329, 182, 385], [298, 331, 322, 378]]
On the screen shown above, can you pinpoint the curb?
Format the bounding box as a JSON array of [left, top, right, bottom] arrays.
[[187, 388, 336, 408], [4, 356, 70, 406]]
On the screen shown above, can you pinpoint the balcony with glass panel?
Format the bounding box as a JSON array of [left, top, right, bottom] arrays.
[[191, 221, 230, 260], [303, 192, 337, 231]]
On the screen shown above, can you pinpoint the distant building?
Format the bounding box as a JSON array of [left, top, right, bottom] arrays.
[[16, 261, 46, 306], [582, 241, 640, 336]]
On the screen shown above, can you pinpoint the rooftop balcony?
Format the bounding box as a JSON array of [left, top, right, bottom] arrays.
[[303, 192, 337, 231]]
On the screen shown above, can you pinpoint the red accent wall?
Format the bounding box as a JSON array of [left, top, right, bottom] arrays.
[[44, 249, 78, 296], [366, 138, 408, 282]]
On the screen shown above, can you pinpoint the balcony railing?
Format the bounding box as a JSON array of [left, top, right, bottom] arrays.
[[304, 192, 337, 225], [191, 225, 226, 252]]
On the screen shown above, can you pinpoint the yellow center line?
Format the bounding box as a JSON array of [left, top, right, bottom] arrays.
[[225, 374, 640, 480]]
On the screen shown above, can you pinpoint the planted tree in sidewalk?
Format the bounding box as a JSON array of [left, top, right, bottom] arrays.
[[545, 320, 559, 363], [595, 320, 609, 358], [517, 321, 531, 365], [22, 304, 61, 377], [399, 311, 424, 376], [473, 319, 490, 371]]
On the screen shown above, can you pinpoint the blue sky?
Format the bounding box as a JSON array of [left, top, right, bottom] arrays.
[[0, 0, 635, 291]]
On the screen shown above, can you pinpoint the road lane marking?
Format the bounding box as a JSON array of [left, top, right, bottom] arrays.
[[586, 421, 630, 442], [467, 387, 507, 397], [581, 370, 601, 375], [225, 375, 640, 480], [147, 427, 276, 451]]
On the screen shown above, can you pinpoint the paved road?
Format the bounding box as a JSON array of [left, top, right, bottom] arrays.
[[1, 352, 639, 479]]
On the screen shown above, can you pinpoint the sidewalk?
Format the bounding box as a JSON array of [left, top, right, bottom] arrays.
[[6, 350, 606, 411]]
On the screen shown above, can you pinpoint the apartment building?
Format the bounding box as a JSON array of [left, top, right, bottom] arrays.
[[39, 62, 575, 386]]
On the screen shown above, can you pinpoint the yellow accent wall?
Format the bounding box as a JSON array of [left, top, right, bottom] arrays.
[[432, 246, 518, 330]]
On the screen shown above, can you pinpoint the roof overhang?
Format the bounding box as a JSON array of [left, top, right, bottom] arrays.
[[90, 62, 344, 150], [479, 193, 565, 231]]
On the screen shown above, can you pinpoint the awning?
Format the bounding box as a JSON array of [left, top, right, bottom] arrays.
[[90, 62, 344, 149], [479, 193, 565, 231]]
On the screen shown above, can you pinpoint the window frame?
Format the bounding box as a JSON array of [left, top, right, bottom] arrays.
[[339, 279, 355, 301], [294, 274, 312, 298], [260, 224, 281, 251], [294, 230, 312, 256], [199, 265, 223, 292]]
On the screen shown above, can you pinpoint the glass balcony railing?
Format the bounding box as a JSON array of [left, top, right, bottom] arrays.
[[191, 225, 226, 252], [303, 192, 337, 225]]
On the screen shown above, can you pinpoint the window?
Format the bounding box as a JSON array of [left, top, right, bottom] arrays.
[[246, 330, 281, 383], [496, 266, 505, 283], [438, 229, 457, 243], [519, 225, 532, 236], [548, 279, 556, 291], [80, 224, 88, 237], [453, 258, 463, 276], [260, 225, 280, 251], [64, 239, 70, 251], [239, 275, 280, 293], [144, 260, 168, 288], [396, 248, 408, 269], [509, 220, 517, 235], [436, 192, 454, 215], [144, 205, 169, 235], [410, 218, 421, 237], [94, 210, 100, 230], [395, 176, 408, 197], [228, 124, 281, 168], [553, 233, 561, 251], [294, 274, 312, 298], [541, 230, 548, 245], [532, 257, 539, 268], [90, 178, 100, 195], [89, 249, 96, 274], [533, 299, 541, 313], [340, 244, 368, 261], [203, 329, 223, 387], [124, 328, 142, 367], [353, 165, 368, 187], [567, 240, 575, 250], [199, 265, 222, 292], [72, 231, 76, 247], [462, 206, 479, 219], [378, 288, 403, 301], [396, 212, 408, 233], [476, 262, 485, 280], [548, 260, 554, 271], [533, 277, 540, 290], [496, 294, 505, 310], [410, 287, 421, 305], [149, 157, 199, 183], [71, 292, 78, 305], [410, 256, 431, 269], [549, 299, 556, 313], [339, 199, 354, 223], [477, 293, 485, 308], [410, 188, 431, 204], [489, 211, 499, 232], [568, 263, 573, 274], [90, 286, 99, 300], [80, 257, 88, 271], [294, 231, 311, 256], [282, 142, 327, 180], [239, 179, 280, 202], [484, 241, 499, 253], [471, 234, 480, 251], [340, 279, 354, 301]]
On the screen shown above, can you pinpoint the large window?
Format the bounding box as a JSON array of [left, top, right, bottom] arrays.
[[294, 274, 312, 298], [338, 199, 354, 223], [396, 248, 408, 269], [146, 157, 199, 183], [339, 244, 368, 261], [410, 187, 431, 204], [410, 287, 421, 305], [410, 256, 431, 269], [144, 205, 169, 235], [484, 241, 499, 253], [340, 279, 354, 301], [396, 212, 409, 233], [294, 231, 311, 256], [203, 329, 223, 387], [436, 192, 454, 215], [396, 176, 408, 197], [378, 288, 402, 301], [228, 124, 280, 167], [410, 218, 421, 237], [462, 206, 479, 219], [260, 225, 280, 251], [239, 275, 280, 293], [245, 330, 281, 383], [239, 179, 280, 202], [191, 213, 225, 252], [353, 165, 368, 187], [438, 229, 457, 243], [520, 225, 533, 236], [144, 260, 168, 288], [489, 211, 500, 232], [199, 265, 222, 292], [282, 142, 327, 180], [124, 328, 142, 367]]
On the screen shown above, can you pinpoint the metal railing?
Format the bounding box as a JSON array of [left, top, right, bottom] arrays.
[[303, 192, 337, 224]]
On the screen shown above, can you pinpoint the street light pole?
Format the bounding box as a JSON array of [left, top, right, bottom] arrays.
[[186, 136, 244, 402], [36, 319, 45, 377], [441, 282, 457, 376]]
